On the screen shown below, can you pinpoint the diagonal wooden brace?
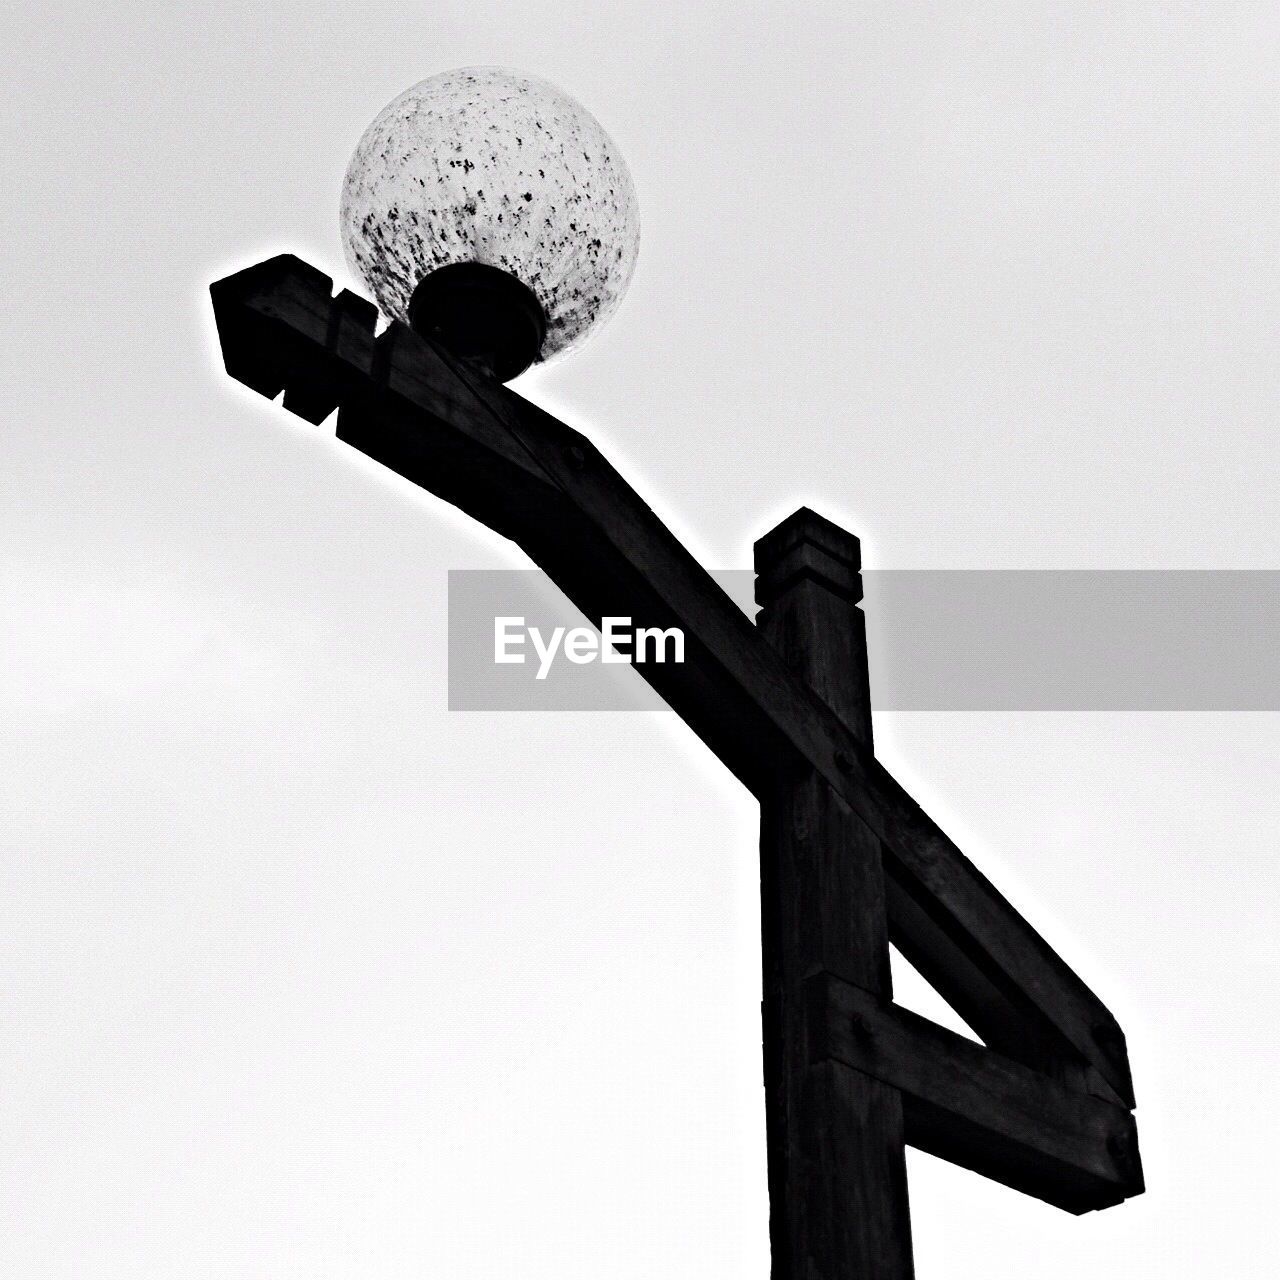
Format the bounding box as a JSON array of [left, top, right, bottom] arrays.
[[209, 255, 1139, 1112]]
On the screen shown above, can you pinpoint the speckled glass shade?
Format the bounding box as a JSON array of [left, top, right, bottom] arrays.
[[340, 67, 640, 365]]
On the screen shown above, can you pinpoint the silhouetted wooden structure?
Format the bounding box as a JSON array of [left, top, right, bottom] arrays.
[[211, 256, 1143, 1277]]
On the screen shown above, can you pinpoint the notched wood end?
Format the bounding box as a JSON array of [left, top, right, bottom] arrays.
[[210, 256, 380, 426]]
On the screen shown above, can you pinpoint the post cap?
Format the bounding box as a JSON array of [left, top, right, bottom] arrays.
[[754, 507, 863, 606]]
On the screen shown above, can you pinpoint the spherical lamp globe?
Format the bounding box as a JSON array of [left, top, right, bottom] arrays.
[[340, 66, 640, 381]]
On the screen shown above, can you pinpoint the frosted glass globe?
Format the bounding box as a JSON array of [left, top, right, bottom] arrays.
[[340, 67, 640, 365]]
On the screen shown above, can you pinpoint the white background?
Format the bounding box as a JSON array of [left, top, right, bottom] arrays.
[[2, 3, 1277, 1275]]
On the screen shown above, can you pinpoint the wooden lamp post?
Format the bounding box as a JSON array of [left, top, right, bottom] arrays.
[[210, 67, 1143, 1278]]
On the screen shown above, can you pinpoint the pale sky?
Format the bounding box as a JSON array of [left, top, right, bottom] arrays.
[[2, 3, 1278, 1276]]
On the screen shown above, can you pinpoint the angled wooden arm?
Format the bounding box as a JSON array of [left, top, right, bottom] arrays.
[[210, 255, 1137, 1115]]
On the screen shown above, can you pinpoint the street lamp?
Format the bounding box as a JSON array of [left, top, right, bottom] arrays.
[[211, 67, 1144, 1278], [340, 66, 641, 380]]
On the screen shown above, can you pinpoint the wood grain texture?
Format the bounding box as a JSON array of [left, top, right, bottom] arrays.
[[209, 256, 1137, 1110]]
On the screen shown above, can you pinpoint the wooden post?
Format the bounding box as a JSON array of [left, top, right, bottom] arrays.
[[756, 509, 914, 1279]]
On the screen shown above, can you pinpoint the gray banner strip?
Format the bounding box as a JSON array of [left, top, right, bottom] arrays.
[[448, 570, 1280, 711]]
